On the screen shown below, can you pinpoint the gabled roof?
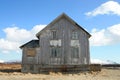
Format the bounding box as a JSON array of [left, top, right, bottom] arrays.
[[36, 13, 91, 38], [20, 40, 39, 49]]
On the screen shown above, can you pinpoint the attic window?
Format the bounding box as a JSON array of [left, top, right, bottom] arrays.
[[26, 48, 36, 57], [51, 30, 57, 39], [72, 31, 78, 39]]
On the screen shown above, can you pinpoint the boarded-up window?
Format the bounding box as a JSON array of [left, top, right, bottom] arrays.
[[51, 47, 61, 58], [26, 48, 36, 57], [72, 31, 78, 39], [51, 30, 57, 39], [71, 47, 79, 58]]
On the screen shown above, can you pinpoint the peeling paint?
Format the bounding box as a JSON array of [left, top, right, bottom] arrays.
[[50, 40, 61, 46], [70, 40, 80, 46]]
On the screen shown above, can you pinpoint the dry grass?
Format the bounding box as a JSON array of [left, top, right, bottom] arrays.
[[0, 63, 21, 70], [0, 63, 120, 80]]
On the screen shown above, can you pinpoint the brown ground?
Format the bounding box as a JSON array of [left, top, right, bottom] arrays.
[[0, 64, 120, 80], [0, 63, 21, 70]]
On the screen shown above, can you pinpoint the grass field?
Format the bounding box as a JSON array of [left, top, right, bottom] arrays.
[[0, 63, 120, 80]]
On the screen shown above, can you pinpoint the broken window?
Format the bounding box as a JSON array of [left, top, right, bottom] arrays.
[[51, 30, 57, 39], [51, 47, 61, 58], [26, 48, 36, 57], [72, 31, 78, 39], [71, 47, 79, 58]]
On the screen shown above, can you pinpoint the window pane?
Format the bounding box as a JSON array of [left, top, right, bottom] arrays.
[[29, 65, 34, 70], [54, 48, 57, 57], [51, 47, 55, 57], [57, 47, 61, 57], [51, 47, 61, 58], [72, 31, 78, 39], [52, 31, 57, 39], [27, 57, 33, 62], [71, 47, 79, 58]]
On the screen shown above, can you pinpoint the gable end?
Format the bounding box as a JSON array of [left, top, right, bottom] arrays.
[[36, 13, 91, 38]]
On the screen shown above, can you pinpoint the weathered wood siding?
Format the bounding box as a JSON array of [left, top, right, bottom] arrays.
[[21, 47, 40, 73], [21, 14, 90, 73], [22, 47, 40, 65], [38, 17, 90, 65]]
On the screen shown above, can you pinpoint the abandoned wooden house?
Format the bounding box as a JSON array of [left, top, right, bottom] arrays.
[[20, 13, 91, 73]]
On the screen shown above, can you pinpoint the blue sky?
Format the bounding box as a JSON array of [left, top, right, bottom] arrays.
[[0, 0, 120, 63]]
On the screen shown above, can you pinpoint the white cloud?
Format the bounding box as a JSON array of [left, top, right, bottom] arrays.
[[90, 59, 113, 64], [0, 60, 4, 63], [91, 59, 107, 64], [90, 24, 120, 46], [4, 27, 32, 42], [90, 58, 115, 64], [0, 24, 46, 54], [0, 39, 20, 53], [85, 1, 120, 16], [1, 23, 120, 53], [3, 24, 46, 42], [108, 24, 120, 36], [31, 25, 46, 34]]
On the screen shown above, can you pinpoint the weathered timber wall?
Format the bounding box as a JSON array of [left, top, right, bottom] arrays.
[[21, 16, 90, 73], [38, 17, 90, 65]]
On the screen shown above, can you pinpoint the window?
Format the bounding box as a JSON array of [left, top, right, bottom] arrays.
[[51, 30, 57, 39], [26, 48, 36, 57], [71, 47, 79, 58], [72, 31, 78, 39], [27, 57, 33, 63], [29, 65, 34, 71], [84, 57, 87, 64], [51, 47, 61, 58], [23, 65, 27, 70]]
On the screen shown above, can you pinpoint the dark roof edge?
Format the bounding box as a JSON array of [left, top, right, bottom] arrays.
[[20, 39, 39, 49], [36, 13, 91, 38], [36, 13, 65, 38], [62, 13, 91, 38], [75, 23, 91, 38]]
